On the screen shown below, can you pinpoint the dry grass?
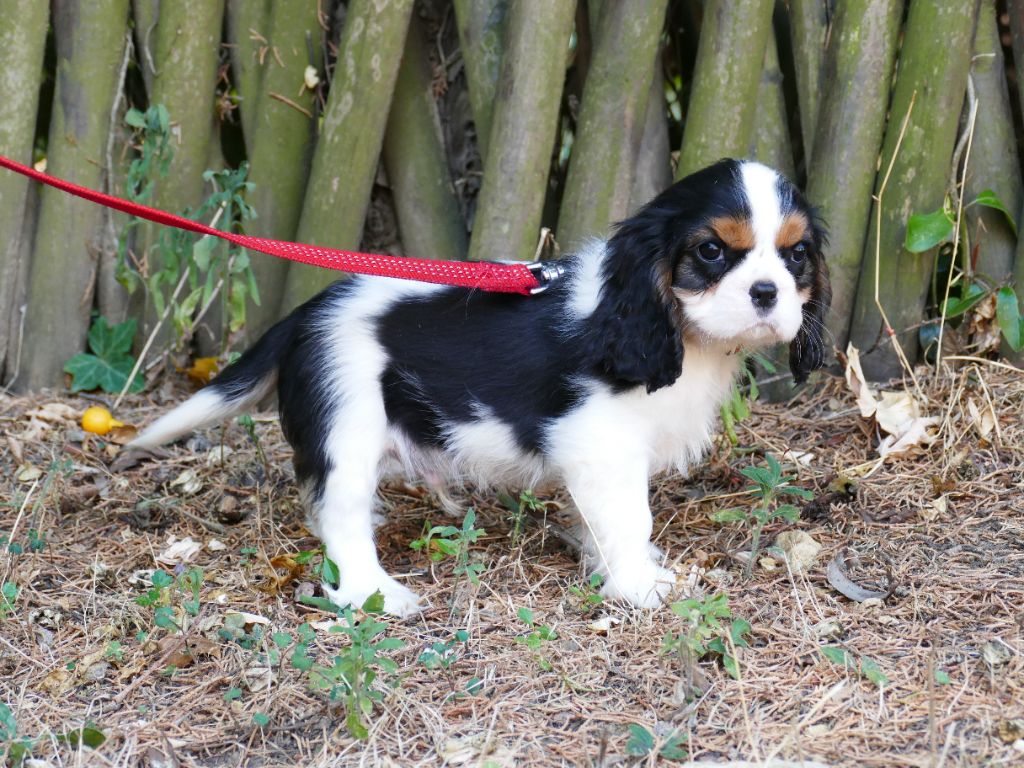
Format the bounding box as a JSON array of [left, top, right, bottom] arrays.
[[1, 363, 1022, 767]]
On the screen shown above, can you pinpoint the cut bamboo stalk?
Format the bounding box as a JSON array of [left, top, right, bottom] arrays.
[[452, 0, 507, 160], [383, 15, 468, 263], [468, 0, 575, 263], [243, 0, 324, 341], [676, 0, 774, 179], [0, 0, 48, 381], [748, 28, 795, 180], [18, 0, 132, 390], [788, 0, 829, 159], [849, 0, 979, 380], [806, 0, 904, 348], [281, 0, 415, 311], [226, 0, 272, 152], [1006, 0, 1024, 299], [629, 64, 672, 213], [558, 0, 669, 248]]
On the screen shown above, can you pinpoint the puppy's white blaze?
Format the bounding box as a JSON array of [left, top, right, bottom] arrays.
[[128, 374, 275, 450], [740, 161, 784, 253], [443, 405, 548, 488], [565, 239, 607, 320]]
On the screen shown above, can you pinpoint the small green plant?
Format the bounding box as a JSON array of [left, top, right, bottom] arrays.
[[410, 508, 486, 586], [712, 454, 813, 578], [135, 567, 204, 634], [820, 645, 888, 688], [0, 582, 18, 621], [720, 352, 776, 445], [515, 607, 557, 671], [906, 190, 1023, 356], [291, 545, 340, 588], [419, 630, 478, 697], [662, 593, 751, 694], [568, 573, 604, 613], [237, 413, 269, 472], [1, 702, 32, 765], [63, 316, 144, 394], [624, 723, 688, 761], [290, 592, 405, 740], [497, 489, 546, 541]]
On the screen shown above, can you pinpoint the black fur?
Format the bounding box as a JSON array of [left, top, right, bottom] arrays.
[[377, 282, 585, 454]]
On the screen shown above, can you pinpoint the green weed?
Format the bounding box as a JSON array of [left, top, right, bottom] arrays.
[[410, 508, 486, 586], [820, 645, 888, 688], [568, 573, 604, 613], [515, 607, 557, 671], [662, 593, 751, 695], [711, 454, 813, 578], [625, 723, 688, 761], [497, 489, 546, 541]]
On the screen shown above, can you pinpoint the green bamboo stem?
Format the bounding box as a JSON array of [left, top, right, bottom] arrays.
[[676, 0, 774, 179], [467, 0, 575, 263], [452, 0, 507, 160], [280, 0, 415, 311], [629, 64, 672, 212], [132, 0, 159, 95], [0, 0, 48, 380], [748, 28, 795, 180], [558, 0, 668, 248], [383, 15, 468, 262], [18, 0, 132, 390], [849, 0, 979, 380], [243, 0, 324, 341], [964, 0, 1020, 283], [806, 0, 903, 348], [789, 0, 829, 159], [226, 0, 272, 151], [1006, 0, 1024, 298]]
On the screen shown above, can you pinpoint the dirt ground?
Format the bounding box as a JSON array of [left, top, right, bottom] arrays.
[[1, 362, 1022, 767]]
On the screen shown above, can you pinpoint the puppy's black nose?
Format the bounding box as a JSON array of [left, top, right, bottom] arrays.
[[749, 281, 778, 310]]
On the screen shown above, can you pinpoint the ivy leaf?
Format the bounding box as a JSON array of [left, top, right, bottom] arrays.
[[64, 317, 143, 394], [87, 315, 135, 358], [820, 645, 853, 668], [660, 732, 689, 760], [710, 508, 747, 523], [905, 209, 954, 253], [361, 590, 385, 615], [973, 189, 1018, 235], [995, 286, 1022, 351], [942, 282, 988, 318], [860, 657, 888, 687], [625, 724, 655, 757]]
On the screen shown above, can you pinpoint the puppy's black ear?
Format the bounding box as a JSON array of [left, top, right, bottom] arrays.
[[581, 217, 684, 393], [789, 229, 831, 384]]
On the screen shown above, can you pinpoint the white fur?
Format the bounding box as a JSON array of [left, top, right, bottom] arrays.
[[131, 378, 274, 450], [565, 239, 607, 320]]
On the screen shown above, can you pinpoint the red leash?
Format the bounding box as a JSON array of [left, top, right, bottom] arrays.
[[0, 154, 546, 295]]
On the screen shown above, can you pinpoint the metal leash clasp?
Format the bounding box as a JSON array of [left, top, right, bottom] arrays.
[[525, 261, 565, 295]]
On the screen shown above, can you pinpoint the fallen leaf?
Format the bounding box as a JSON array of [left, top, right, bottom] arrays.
[[966, 398, 996, 439], [997, 720, 1024, 744], [588, 616, 620, 635], [981, 640, 1012, 666], [170, 468, 202, 495], [16, 464, 42, 482], [782, 449, 815, 467], [775, 531, 822, 572], [225, 610, 271, 626], [207, 539, 227, 552], [185, 356, 220, 384], [157, 536, 202, 565], [243, 662, 274, 692], [826, 549, 895, 602]]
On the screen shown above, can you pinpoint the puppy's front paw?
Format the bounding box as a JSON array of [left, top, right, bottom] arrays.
[[600, 560, 675, 609], [322, 577, 424, 619]]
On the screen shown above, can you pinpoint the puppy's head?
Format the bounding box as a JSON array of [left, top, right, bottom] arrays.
[[582, 159, 830, 391]]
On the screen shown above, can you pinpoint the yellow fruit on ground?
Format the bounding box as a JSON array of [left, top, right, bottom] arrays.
[[81, 406, 124, 436]]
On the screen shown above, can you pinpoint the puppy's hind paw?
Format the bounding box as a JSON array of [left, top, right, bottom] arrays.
[[600, 561, 676, 610], [322, 577, 424, 619]]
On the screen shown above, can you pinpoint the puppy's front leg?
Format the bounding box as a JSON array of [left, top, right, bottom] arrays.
[[565, 464, 675, 609]]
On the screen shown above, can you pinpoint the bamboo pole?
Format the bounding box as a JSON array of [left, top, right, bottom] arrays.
[[964, 0, 1020, 283], [558, 0, 669, 248], [0, 0, 48, 381], [749, 29, 795, 180], [676, 0, 774, 179], [452, 0, 506, 160], [849, 0, 979, 380], [280, 0, 415, 311], [132, 0, 159, 94], [1006, 0, 1024, 298], [18, 0, 132, 390], [629, 64, 672, 212], [788, 0, 829, 159], [226, 0, 272, 152], [468, 0, 575, 263], [243, 0, 324, 341], [383, 15, 468, 262], [806, 0, 903, 348]]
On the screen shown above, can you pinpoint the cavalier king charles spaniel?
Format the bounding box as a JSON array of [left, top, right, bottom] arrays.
[[132, 159, 830, 616]]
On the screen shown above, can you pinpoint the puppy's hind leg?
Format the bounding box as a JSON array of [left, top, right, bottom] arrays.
[[313, 407, 423, 618]]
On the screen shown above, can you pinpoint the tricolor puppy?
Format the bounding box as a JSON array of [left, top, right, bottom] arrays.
[[132, 159, 830, 617]]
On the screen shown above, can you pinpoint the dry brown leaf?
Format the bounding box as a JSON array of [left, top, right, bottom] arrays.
[[157, 536, 202, 565], [775, 530, 822, 572], [826, 549, 894, 602]]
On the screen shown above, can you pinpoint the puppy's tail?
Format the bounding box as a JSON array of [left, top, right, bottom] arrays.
[[129, 315, 297, 450]]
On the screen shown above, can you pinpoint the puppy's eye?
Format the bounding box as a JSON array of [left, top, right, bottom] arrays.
[[696, 241, 724, 263], [788, 242, 809, 264]]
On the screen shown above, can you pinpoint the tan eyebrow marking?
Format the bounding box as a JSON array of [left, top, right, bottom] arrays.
[[776, 212, 811, 249], [708, 216, 756, 251]]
